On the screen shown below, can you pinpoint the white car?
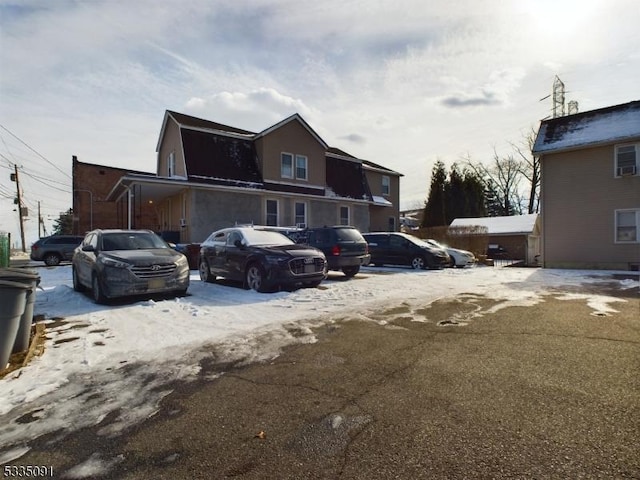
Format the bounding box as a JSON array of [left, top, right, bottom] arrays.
[[427, 239, 476, 268]]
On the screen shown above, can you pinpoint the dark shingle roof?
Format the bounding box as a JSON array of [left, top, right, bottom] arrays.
[[181, 129, 262, 186], [325, 155, 371, 200], [168, 110, 256, 136]]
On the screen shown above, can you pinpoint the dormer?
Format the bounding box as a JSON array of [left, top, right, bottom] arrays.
[[254, 114, 328, 192]]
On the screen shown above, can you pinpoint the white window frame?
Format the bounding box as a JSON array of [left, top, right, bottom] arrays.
[[265, 199, 279, 226], [615, 208, 640, 243], [294, 201, 307, 228], [614, 144, 638, 177], [168, 151, 176, 177], [339, 206, 350, 225], [281, 152, 293, 179], [382, 175, 390, 196], [295, 155, 308, 180]]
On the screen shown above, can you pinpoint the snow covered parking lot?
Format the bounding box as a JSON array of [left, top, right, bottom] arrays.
[[0, 264, 638, 464]]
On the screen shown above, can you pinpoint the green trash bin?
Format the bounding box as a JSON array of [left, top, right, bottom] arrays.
[[0, 279, 30, 369], [0, 268, 40, 353], [0, 232, 9, 268]]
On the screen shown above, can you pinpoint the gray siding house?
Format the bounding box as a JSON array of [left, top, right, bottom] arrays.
[[532, 100, 640, 270]]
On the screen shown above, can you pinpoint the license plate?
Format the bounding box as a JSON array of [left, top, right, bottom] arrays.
[[304, 265, 315, 273], [149, 278, 166, 289]]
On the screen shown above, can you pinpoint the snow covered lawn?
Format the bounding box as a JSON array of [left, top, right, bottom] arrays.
[[0, 264, 637, 463]]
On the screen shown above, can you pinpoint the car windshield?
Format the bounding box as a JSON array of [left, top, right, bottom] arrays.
[[101, 232, 168, 251], [242, 229, 294, 246], [427, 239, 447, 249], [411, 237, 437, 249], [334, 228, 365, 242]]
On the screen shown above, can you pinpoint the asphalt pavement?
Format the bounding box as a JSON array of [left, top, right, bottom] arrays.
[[5, 282, 640, 479]]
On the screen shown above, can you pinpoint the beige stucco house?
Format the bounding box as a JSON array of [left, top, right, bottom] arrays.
[[532, 100, 640, 270], [103, 111, 402, 243]]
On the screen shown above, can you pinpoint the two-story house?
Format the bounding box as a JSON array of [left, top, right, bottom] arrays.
[[532, 100, 640, 270], [103, 111, 402, 243]]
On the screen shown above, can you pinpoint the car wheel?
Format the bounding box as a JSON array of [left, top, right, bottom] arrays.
[[342, 265, 360, 278], [411, 256, 425, 270], [92, 273, 107, 304], [246, 263, 267, 292], [199, 258, 215, 283], [72, 266, 85, 292], [44, 253, 61, 266]]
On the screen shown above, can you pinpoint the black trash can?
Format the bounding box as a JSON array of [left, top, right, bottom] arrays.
[[0, 268, 40, 353], [0, 280, 30, 368]]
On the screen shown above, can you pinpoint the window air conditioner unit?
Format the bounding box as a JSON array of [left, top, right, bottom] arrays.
[[179, 218, 187, 227], [618, 165, 637, 176]]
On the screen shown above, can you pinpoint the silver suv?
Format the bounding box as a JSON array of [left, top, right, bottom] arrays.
[[72, 229, 190, 304], [30, 235, 85, 266]]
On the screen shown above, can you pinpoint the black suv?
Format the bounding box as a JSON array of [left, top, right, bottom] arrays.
[[362, 232, 450, 269], [298, 226, 370, 277], [199, 227, 327, 292], [30, 235, 85, 266]]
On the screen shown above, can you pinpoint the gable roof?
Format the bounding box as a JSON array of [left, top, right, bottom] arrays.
[[362, 159, 403, 177], [532, 100, 640, 155], [156, 110, 256, 152], [450, 214, 539, 235], [254, 113, 329, 149]]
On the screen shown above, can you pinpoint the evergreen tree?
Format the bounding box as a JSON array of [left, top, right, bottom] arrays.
[[422, 160, 447, 227], [444, 164, 465, 224], [53, 208, 73, 235], [461, 168, 487, 218]]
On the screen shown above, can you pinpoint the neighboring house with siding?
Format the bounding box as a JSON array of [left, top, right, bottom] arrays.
[[100, 111, 402, 243], [532, 100, 640, 270]]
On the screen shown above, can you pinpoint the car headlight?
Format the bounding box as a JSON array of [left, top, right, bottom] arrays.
[[264, 255, 285, 265], [176, 255, 189, 268], [99, 256, 130, 269]]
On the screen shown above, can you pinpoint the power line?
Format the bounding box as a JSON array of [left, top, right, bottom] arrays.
[[0, 123, 72, 180]]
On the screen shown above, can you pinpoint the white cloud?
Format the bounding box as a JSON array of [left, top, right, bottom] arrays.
[[0, 0, 638, 240], [185, 88, 318, 131]]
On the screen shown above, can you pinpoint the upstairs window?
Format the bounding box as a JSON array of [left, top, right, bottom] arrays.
[[168, 152, 176, 177], [615, 209, 639, 243], [281, 153, 293, 178], [295, 155, 308, 180], [615, 144, 637, 176], [382, 175, 390, 196], [339, 206, 350, 225]]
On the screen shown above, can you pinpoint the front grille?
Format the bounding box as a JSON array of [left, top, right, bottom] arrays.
[[289, 257, 325, 275], [131, 263, 177, 279]]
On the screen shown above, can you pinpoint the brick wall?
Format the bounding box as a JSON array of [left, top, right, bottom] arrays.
[[72, 158, 157, 235]]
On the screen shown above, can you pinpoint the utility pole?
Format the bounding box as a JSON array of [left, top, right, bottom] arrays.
[[38, 201, 42, 238], [12, 164, 27, 252]]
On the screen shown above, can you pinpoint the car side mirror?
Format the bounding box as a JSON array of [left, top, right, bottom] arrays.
[[82, 245, 96, 252], [234, 239, 244, 248]]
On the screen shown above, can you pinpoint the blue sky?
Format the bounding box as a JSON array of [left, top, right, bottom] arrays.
[[1, 0, 639, 245]]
